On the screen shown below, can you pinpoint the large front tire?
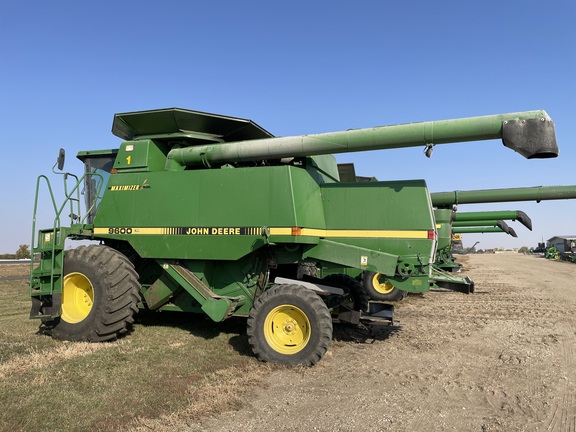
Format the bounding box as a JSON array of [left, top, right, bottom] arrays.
[[45, 245, 141, 342], [247, 284, 333, 366], [362, 271, 407, 302]]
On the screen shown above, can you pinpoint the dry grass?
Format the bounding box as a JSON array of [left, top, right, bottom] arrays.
[[0, 263, 30, 278], [129, 362, 278, 431], [0, 341, 116, 379], [0, 279, 274, 432]]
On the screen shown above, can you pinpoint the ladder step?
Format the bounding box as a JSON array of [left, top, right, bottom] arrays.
[[32, 269, 62, 277], [34, 248, 64, 254]]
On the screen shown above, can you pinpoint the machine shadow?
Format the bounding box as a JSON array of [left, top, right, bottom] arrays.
[[134, 311, 401, 358], [332, 322, 402, 344], [136, 311, 255, 357]]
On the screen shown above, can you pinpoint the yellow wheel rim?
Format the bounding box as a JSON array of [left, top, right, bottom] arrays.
[[372, 273, 395, 295], [61, 272, 94, 323], [264, 305, 311, 355]]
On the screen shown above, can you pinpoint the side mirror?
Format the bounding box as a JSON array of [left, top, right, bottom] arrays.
[[57, 148, 65, 171]]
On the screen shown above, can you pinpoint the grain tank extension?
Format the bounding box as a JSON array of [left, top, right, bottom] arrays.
[[30, 108, 558, 366]]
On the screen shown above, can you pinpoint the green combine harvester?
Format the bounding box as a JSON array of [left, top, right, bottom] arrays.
[[364, 184, 576, 300], [423, 210, 527, 295], [435, 209, 530, 272], [432, 185, 576, 270], [30, 108, 558, 366], [545, 247, 560, 260]]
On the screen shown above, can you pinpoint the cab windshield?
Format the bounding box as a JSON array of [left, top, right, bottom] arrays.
[[82, 154, 115, 223]]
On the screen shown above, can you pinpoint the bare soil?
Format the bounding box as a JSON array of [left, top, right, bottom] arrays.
[[190, 253, 576, 432]]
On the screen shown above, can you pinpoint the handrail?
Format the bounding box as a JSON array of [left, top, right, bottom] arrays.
[[30, 171, 103, 296], [30, 175, 61, 294], [63, 173, 80, 223], [54, 172, 103, 225]]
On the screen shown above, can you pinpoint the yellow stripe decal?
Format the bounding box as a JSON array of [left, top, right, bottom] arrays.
[[268, 228, 292, 235], [271, 228, 429, 239], [94, 227, 430, 239]]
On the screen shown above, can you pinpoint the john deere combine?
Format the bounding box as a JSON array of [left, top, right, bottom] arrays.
[[30, 108, 558, 365], [431, 185, 576, 271], [360, 185, 576, 301], [426, 209, 528, 295], [434, 209, 531, 273]]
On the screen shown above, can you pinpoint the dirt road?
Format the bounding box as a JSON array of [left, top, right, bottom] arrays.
[[191, 254, 576, 431]]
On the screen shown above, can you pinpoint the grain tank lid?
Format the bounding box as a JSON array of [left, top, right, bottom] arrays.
[[112, 107, 274, 144]]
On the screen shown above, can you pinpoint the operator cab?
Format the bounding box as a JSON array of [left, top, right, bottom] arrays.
[[77, 149, 117, 223]]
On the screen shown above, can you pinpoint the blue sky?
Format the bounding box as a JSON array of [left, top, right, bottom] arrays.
[[1, 0, 575, 253]]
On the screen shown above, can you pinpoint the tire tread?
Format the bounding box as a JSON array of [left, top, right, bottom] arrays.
[[48, 245, 141, 342]]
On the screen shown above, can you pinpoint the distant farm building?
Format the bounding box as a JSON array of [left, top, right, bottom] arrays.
[[547, 236, 576, 254]]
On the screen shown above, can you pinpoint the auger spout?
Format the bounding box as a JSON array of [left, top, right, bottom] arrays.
[[454, 224, 518, 237], [431, 185, 576, 208], [454, 210, 532, 231], [452, 220, 518, 237]]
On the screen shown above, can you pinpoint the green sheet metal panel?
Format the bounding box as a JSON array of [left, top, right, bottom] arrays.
[[318, 179, 437, 267], [434, 208, 454, 251], [320, 180, 433, 229], [92, 165, 325, 260], [112, 107, 274, 142]]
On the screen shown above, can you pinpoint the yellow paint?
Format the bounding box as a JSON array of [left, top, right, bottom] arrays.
[[61, 272, 94, 324], [263, 304, 311, 355], [371, 273, 395, 295], [268, 228, 292, 235]]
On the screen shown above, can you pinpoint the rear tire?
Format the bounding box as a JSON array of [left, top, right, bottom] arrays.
[[362, 271, 407, 302], [247, 284, 332, 366], [45, 245, 141, 342], [322, 273, 369, 312]]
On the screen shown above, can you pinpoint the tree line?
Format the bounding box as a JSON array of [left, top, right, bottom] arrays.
[[0, 245, 31, 260]]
